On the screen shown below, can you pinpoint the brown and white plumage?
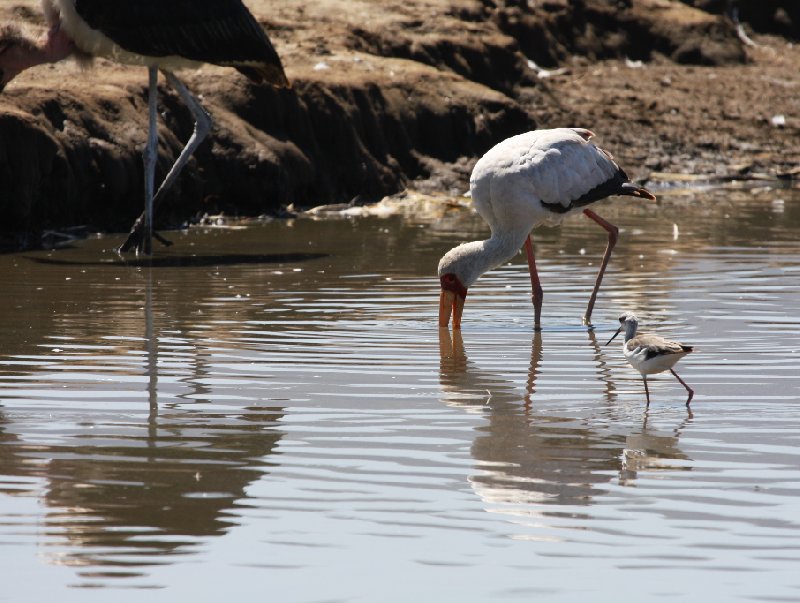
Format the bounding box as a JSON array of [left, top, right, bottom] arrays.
[[606, 312, 694, 407], [1, 0, 288, 253], [438, 128, 656, 330]]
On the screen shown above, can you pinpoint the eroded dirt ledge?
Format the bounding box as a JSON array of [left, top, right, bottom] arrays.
[[0, 0, 797, 250]]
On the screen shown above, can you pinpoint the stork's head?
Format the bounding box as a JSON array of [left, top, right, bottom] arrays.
[[437, 241, 489, 329], [439, 272, 468, 329]]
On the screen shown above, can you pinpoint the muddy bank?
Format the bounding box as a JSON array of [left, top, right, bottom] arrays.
[[0, 0, 797, 250], [0, 66, 526, 246]]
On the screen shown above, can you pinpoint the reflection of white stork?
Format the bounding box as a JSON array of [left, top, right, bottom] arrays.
[[0, 0, 289, 254], [438, 128, 656, 331]]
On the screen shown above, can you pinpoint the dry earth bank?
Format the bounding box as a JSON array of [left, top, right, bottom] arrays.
[[0, 0, 797, 249]]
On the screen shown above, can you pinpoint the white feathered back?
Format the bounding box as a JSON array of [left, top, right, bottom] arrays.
[[470, 128, 621, 228]]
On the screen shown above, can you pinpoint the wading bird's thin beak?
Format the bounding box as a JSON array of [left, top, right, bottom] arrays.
[[439, 289, 454, 327], [605, 326, 623, 346], [439, 289, 465, 329], [439, 273, 467, 329]]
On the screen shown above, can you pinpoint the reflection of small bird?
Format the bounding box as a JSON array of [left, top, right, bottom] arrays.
[[438, 128, 656, 330], [0, 0, 288, 254], [606, 312, 694, 407]]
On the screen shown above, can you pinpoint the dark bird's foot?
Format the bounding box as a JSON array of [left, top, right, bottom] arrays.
[[117, 215, 173, 254]]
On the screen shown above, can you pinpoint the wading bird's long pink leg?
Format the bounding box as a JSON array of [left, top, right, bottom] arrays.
[[643, 376, 651, 407], [525, 235, 543, 331], [670, 369, 694, 407], [582, 209, 619, 326]]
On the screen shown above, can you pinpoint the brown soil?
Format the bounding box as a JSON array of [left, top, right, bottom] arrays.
[[0, 0, 797, 250]]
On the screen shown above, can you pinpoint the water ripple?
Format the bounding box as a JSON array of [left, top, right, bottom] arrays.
[[1, 188, 800, 600]]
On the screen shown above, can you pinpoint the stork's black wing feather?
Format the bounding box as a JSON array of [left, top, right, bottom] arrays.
[[74, 0, 288, 85], [542, 167, 630, 214]]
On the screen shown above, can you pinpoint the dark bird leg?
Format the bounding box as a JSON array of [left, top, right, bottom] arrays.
[[643, 375, 651, 407], [155, 71, 213, 210], [119, 67, 165, 254], [118, 70, 213, 254], [524, 235, 543, 331], [582, 209, 619, 326], [670, 369, 694, 407], [142, 66, 158, 255]]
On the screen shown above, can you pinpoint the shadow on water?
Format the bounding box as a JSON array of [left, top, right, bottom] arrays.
[[25, 252, 329, 268]]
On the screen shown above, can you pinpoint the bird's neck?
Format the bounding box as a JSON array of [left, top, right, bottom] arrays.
[[624, 322, 638, 342], [484, 230, 531, 272], [41, 24, 75, 64], [2, 26, 74, 85], [28, 26, 73, 67], [440, 228, 530, 289], [32, 24, 74, 66]]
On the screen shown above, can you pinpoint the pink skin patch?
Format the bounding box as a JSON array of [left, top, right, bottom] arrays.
[[440, 273, 467, 300], [42, 24, 75, 62], [0, 23, 74, 91]]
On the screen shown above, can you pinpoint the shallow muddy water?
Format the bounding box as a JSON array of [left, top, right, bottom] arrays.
[[1, 185, 800, 602]]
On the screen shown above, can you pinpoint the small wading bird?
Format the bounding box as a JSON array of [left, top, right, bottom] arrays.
[[0, 0, 289, 254], [606, 312, 694, 407], [438, 128, 656, 330]]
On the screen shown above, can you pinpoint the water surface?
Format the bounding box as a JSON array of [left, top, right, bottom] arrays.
[[1, 185, 800, 601]]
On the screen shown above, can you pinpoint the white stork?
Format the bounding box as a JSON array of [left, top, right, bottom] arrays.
[[0, 0, 289, 254], [606, 312, 695, 407], [438, 128, 656, 330]]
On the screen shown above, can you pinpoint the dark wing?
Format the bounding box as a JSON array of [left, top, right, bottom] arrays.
[[542, 165, 657, 214], [628, 335, 693, 360], [525, 131, 656, 215], [74, 0, 289, 86]]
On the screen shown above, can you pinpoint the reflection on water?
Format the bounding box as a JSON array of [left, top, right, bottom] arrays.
[[1, 185, 800, 600], [440, 329, 625, 508], [439, 328, 690, 512]]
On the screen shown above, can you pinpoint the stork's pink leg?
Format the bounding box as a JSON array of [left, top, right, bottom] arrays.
[[524, 235, 543, 331], [670, 369, 694, 407], [582, 209, 619, 326]]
